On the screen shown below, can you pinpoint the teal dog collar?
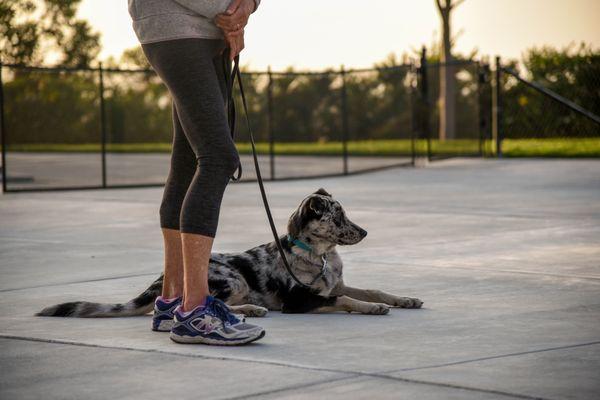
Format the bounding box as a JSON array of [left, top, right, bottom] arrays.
[[286, 234, 313, 252]]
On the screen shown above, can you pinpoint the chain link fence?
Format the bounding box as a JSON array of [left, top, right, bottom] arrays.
[[2, 52, 597, 192], [496, 62, 600, 157], [0, 62, 420, 192], [1, 65, 103, 190]]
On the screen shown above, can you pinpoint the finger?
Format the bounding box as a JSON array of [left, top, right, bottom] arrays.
[[234, 36, 243, 59], [226, 39, 234, 59], [233, 18, 247, 30], [223, 35, 235, 46], [225, 37, 234, 50], [225, 0, 244, 15], [216, 21, 242, 35], [216, 14, 247, 29], [230, 37, 239, 59], [230, 42, 238, 60], [216, 21, 236, 33], [216, 13, 236, 22], [229, 28, 244, 36], [224, 30, 243, 42], [232, 36, 244, 59], [215, 15, 232, 26], [217, 21, 242, 33]]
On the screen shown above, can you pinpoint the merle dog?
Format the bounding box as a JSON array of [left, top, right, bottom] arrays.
[[37, 188, 423, 318]]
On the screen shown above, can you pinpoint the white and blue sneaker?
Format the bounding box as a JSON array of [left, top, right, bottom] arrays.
[[152, 296, 182, 332], [170, 296, 265, 345]]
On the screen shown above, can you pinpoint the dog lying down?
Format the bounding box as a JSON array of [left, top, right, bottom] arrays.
[[37, 188, 423, 319]]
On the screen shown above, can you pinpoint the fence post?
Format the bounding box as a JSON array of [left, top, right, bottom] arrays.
[[267, 66, 275, 180], [493, 56, 503, 157], [477, 62, 487, 157], [419, 47, 431, 160], [340, 65, 349, 175], [410, 63, 416, 166], [98, 62, 107, 187], [0, 61, 7, 193]]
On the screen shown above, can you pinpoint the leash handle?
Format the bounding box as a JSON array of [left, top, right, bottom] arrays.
[[230, 55, 311, 289]]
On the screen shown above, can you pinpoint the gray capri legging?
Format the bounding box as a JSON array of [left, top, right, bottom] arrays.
[[141, 38, 240, 238]]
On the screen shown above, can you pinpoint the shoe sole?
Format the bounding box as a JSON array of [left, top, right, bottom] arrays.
[[170, 329, 265, 346], [152, 319, 174, 332]]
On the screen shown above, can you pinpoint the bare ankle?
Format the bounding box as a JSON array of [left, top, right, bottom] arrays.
[[162, 285, 183, 300]]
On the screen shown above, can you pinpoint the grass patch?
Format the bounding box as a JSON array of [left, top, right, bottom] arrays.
[[5, 140, 417, 156], [428, 139, 484, 155], [501, 138, 600, 158], [4, 138, 600, 158]]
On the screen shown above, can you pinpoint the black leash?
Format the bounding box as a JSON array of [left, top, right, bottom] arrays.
[[224, 53, 312, 290]]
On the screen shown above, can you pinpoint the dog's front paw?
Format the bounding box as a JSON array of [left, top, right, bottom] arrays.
[[234, 305, 268, 317], [393, 297, 423, 309], [364, 303, 390, 315], [245, 305, 268, 317]]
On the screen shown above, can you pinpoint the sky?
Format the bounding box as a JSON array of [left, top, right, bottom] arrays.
[[78, 0, 600, 71]]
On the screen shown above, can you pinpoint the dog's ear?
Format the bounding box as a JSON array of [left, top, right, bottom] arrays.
[[289, 193, 330, 236], [306, 195, 328, 216], [313, 188, 332, 197], [287, 209, 303, 237]]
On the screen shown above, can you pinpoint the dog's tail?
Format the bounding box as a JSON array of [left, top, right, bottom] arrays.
[[36, 274, 164, 318]]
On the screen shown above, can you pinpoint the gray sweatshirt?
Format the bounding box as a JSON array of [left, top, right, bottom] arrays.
[[127, 0, 260, 44]]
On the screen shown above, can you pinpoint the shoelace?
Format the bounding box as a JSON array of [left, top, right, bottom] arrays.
[[209, 297, 240, 325]]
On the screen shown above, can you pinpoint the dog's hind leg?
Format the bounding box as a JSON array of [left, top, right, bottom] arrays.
[[208, 267, 249, 304], [333, 284, 423, 309], [228, 304, 268, 317]]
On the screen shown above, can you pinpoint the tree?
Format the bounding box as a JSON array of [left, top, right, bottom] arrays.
[[435, 0, 464, 140], [501, 43, 600, 139], [0, 0, 100, 67], [119, 46, 151, 69]]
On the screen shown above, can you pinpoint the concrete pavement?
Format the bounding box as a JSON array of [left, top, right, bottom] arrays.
[[1, 158, 599, 399]]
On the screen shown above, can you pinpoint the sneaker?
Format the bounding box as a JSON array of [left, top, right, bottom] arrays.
[[152, 296, 182, 332], [170, 296, 265, 345]]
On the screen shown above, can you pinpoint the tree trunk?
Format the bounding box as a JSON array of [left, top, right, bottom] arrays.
[[438, 7, 457, 140]]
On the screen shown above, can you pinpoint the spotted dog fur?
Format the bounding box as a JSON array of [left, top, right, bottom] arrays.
[[37, 188, 423, 318]]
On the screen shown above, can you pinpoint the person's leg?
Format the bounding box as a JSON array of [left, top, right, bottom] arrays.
[[180, 232, 213, 310], [143, 38, 240, 312], [161, 228, 184, 299], [159, 104, 198, 299], [179, 44, 235, 311], [143, 38, 264, 345]]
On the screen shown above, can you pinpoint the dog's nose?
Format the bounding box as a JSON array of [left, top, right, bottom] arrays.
[[358, 228, 368, 238]]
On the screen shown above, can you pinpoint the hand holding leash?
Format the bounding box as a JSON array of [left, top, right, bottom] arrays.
[[215, 0, 256, 60]]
